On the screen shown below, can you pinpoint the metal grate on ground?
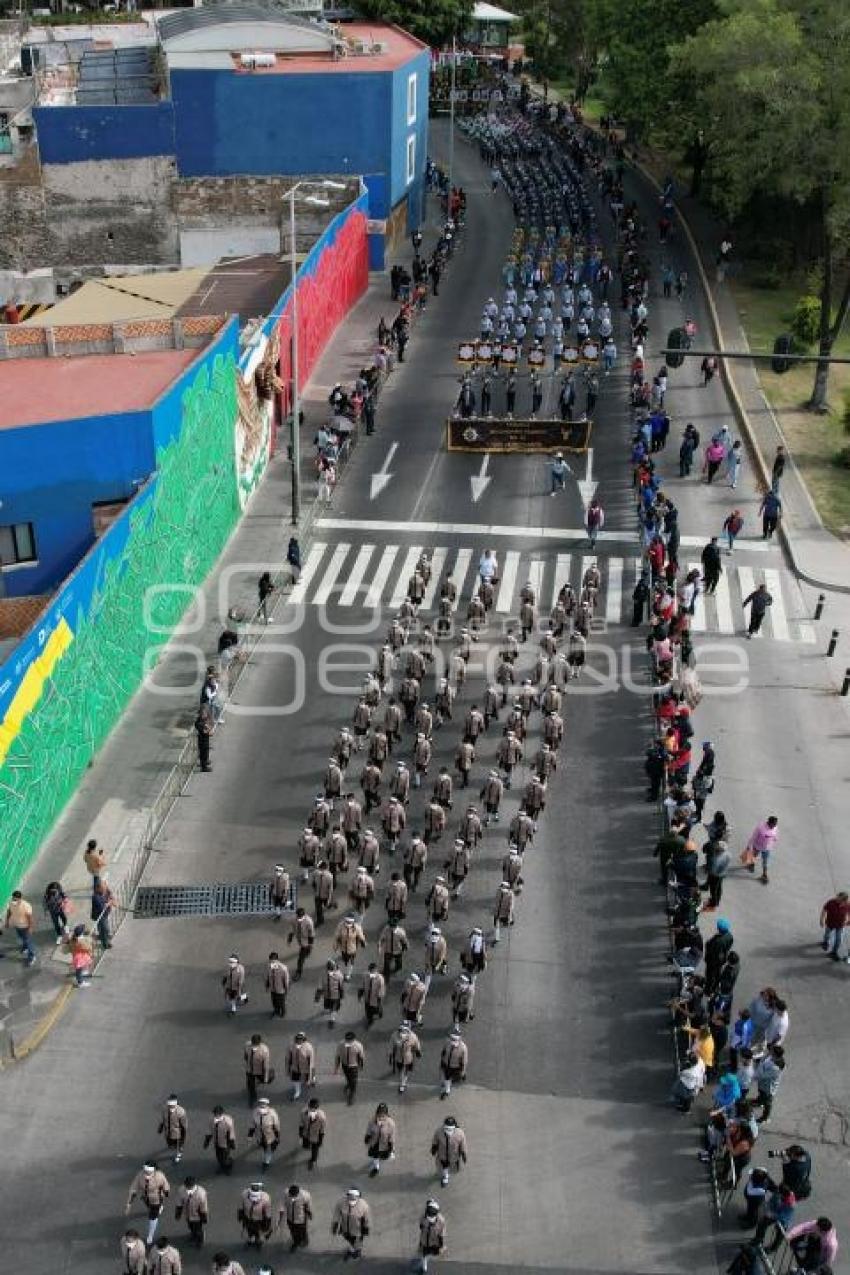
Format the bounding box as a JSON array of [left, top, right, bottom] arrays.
[[134, 882, 296, 919]]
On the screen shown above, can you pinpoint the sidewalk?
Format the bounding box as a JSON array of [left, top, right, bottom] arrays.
[[0, 209, 439, 1062], [632, 147, 850, 595]]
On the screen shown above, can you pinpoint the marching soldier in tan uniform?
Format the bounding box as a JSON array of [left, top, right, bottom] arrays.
[[352, 696, 372, 748], [435, 678, 454, 725], [464, 703, 485, 742], [389, 759, 411, 803], [425, 798, 447, 847], [125, 1162, 170, 1247], [247, 1096, 280, 1168], [467, 590, 486, 632], [310, 793, 332, 837], [460, 803, 483, 849], [431, 1115, 468, 1186], [204, 1105, 236, 1174], [483, 683, 500, 728], [383, 696, 403, 749], [426, 876, 450, 925], [400, 674, 421, 725], [368, 726, 390, 771], [335, 724, 355, 769], [212, 1253, 246, 1275], [174, 1176, 209, 1246], [335, 1029, 366, 1104], [382, 794, 406, 852], [461, 926, 487, 977], [360, 961, 386, 1026], [509, 807, 535, 851], [455, 738, 475, 788], [244, 1032, 272, 1105], [416, 699, 433, 738], [365, 1101, 396, 1177], [438, 1029, 468, 1099], [424, 925, 448, 992], [316, 957, 345, 1026], [334, 912, 367, 980], [327, 825, 350, 884], [325, 755, 343, 803], [298, 1096, 327, 1169], [361, 759, 382, 814], [158, 1094, 187, 1163], [519, 594, 537, 642], [385, 870, 408, 922], [540, 680, 562, 715], [523, 773, 547, 821], [417, 1199, 447, 1273], [434, 766, 453, 810], [503, 845, 525, 893], [498, 730, 523, 789], [331, 1187, 371, 1261], [359, 826, 381, 874], [493, 881, 515, 942], [222, 954, 248, 1015], [404, 832, 428, 891], [542, 706, 564, 748], [445, 838, 471, 898], [413, 732, 431, 788], [286, 1030, 315, 1101], [496, 654, 516, 705], [266, 950, 290, 1017], [349, 864, 375, 915], [120, 1230, 146, 1274], [280, 1184, 312, 1251], [401, 969, 428, 1024], [270, 863, 291, 919], [312, 859, 335, 926], [342, 792, 363, 852], [451, 971, 475, 1029], [288, 906, 315, 980], [533, 741, 557, 780], [518, 677, 538, 717], [147, 1236, 182, 1275], [389, 1021, 422, 1092], [238, 1182, 272, 1249], [298, 826, 320, 883], [505, 699, 526, 742], [378, 918, 409, 979], [480, 769, 503, 825]]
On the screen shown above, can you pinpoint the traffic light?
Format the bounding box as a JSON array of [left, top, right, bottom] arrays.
[[666, 327, 686, 368], [771, 334, 792, 374]]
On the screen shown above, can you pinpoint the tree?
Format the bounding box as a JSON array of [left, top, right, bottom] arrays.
[[356, 0, 474, 48], [670, 0, 850, 410]]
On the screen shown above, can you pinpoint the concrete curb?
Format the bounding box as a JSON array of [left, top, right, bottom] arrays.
[[630, 154, 850, 596], [3, 982, 73, 1067]]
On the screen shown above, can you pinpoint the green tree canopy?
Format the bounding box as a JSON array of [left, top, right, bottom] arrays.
[[670, 0, 850, 407], [355, 0, 474, 47]]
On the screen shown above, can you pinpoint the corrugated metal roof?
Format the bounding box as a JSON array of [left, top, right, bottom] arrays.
[[157, 6, 325, 43]]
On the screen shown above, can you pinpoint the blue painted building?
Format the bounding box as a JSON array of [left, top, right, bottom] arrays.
[[0, 345, 212, 596], [32, 8, 430, 257]]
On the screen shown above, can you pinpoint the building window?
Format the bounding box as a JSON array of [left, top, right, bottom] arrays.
[[406, 72, 416, 125], [406, 134, 416, 186], [0, 522, 36, 566]]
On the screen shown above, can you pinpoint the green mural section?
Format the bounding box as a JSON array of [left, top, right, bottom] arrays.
[[0, 343, 239, 902]]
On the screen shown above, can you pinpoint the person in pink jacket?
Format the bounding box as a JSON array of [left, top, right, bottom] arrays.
[[745, 815, 779, 884], [703, 439, 726, 483], [787, 1216, 838, 1269]]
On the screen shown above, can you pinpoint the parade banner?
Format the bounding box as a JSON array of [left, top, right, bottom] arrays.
[[446, 416, 592, 454]]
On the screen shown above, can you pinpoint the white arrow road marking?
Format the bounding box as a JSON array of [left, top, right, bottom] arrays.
[[370, 442, 398, 499], [470, 453, 492, 503], [577, 447, 597, 509]]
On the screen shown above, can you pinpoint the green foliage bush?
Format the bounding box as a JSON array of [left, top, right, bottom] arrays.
[[791, 295, 821, 346]]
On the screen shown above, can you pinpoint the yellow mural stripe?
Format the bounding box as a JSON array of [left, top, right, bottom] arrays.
[[0, 618, 74, 767]]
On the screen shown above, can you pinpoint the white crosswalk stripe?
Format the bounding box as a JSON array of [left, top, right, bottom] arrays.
[[497, 551, 521, 613], [389, 545, 422, 608], [287, 542, 809, 642]]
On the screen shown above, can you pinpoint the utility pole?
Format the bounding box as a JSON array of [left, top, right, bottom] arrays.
[[447, 34, 456, 196]]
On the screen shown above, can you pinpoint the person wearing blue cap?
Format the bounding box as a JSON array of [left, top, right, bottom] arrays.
[[704, 919, 734, 994]]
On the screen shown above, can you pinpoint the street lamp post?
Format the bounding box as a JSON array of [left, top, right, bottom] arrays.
[[283, 179, 346, 527]]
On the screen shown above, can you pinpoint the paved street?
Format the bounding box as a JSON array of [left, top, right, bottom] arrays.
[[1, 118, 848, 1275]]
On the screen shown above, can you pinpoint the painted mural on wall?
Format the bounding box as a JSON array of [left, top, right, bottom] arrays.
[[236, 326, 279, 509], [0, 326, 240, 902]]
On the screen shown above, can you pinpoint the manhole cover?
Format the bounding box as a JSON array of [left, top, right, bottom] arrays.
[[134, 882, 296, 918]]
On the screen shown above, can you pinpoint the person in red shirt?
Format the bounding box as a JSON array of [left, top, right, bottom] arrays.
[[820, 892, 849, 961]]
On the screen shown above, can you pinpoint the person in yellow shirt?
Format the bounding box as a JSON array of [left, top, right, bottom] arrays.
[[686, 1023, 715, 1071], [4, 890, 37, 965]]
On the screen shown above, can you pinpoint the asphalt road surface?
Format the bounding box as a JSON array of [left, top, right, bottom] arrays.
[[0, 120, 845, 1275]]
